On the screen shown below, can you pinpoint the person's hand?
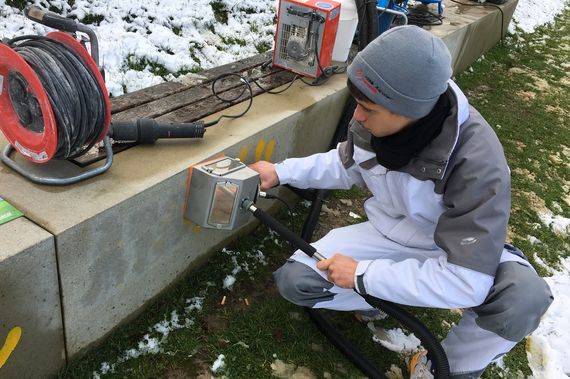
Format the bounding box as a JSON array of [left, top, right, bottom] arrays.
[[249, 160, 279, 190], [316, 253, 358, 289]]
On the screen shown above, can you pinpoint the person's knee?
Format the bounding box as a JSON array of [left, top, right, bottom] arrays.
[[273, 260, 334, 307], [473, 260, 554, 342]]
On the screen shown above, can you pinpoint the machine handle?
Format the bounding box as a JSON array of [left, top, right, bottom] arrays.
[[24, 5, 78, 33], [110, 119, 206, 144]]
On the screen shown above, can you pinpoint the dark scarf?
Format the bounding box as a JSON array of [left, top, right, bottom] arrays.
[[370, 90, 451, 170]]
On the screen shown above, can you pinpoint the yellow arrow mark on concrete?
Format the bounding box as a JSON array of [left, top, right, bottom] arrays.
[[264, 139, 276, 161], [255, 139, 266, 162], [239, 145, 249, 162], [0, 327, 22, 368]]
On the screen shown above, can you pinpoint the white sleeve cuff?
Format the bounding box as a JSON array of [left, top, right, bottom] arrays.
[[274, 162, 291, 185], [354, 260, 374, 294]]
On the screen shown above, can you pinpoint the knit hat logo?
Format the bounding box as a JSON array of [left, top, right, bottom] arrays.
[[356, 69, 391, 100]]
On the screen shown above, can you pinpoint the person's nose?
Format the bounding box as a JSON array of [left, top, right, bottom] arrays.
[[353, 104, 366, 123]]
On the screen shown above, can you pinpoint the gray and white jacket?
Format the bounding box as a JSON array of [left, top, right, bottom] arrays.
[[275, 81, 511, 308]]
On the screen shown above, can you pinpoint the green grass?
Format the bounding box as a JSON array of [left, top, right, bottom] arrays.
[[220, 36, 247, 47], [211, 0, 229, 24], [61, 9, 570, 379], [125, 54, 196, 79], [6, 0, 29, 10], [80, 14, 105, 25], [255, 41, 273, 54]]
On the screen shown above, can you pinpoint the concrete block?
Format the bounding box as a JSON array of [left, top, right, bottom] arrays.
[[0, 218, 65, 378]]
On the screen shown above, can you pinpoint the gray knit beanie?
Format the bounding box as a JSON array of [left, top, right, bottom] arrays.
[[347, 25, 452, 119]]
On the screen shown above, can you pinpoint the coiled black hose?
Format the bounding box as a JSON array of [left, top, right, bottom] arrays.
[[7, 35, 107, 160]]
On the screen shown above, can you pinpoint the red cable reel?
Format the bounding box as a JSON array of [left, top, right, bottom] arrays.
[[0, 31, 111, 163]]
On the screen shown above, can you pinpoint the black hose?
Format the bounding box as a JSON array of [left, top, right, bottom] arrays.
[[365, 0, 379, 46], [248, 205, 379, 377], [249, 204, 318, 259], [300, 189, 327, 242], [300, 93, 388, 378], [307, 309, 386, 379], [356, 0, 369, 50]]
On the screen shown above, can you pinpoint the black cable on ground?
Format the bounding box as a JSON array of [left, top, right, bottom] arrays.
[[251, 202, 451, 378], [298, 103, 389, 378], [7, 35, 107, 159]]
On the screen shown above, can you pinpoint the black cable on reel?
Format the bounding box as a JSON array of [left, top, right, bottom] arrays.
[[7, 35, 108, 160]]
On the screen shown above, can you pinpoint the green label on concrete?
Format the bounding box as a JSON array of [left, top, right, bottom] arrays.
[[0, 197, 23, 225]]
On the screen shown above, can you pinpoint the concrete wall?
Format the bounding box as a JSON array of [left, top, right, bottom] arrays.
[[0, 218, 65, 378]]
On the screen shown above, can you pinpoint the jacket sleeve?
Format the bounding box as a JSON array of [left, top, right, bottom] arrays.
[[275, 147, 365, 189], [354, 256, 495, 309]]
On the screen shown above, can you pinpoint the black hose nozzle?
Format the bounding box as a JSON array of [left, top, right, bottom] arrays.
[[110, 119, 206, 144]]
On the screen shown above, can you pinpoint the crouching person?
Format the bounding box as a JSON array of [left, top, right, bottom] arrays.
[[250, 25, 553, 378]]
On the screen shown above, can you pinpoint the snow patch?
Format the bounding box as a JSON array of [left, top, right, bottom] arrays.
[[368, 324, 421, 354], [211, 354, 226, 373], [510, 0, 570, 33], [538, 212, 570, 235], [223, 275, 237, 289], [527, 257, 570, 377]]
